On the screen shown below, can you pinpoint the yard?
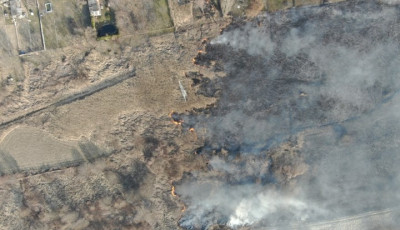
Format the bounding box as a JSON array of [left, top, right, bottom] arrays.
[[16, 16, 42, 52], [37, 0, 91, 49], [109, 0, 174, 35]]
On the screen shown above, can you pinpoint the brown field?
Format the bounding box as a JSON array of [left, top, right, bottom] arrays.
[[0, 126, 82, 172]]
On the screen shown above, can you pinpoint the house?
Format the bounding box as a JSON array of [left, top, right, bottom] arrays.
[[9, 0, 23, 18], [88, 0, 101, 17]]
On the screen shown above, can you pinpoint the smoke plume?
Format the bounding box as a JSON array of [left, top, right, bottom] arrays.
[[177, 1, 400, 229]]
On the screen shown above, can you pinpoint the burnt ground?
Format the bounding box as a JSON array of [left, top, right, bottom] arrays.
[[175, 1, 400, 229]]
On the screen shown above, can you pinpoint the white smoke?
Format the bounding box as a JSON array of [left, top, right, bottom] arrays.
[[211, 23, 275, 56], [380, 0, 400, 5], [178, 1, 400, 229], [227, 190, 320, 227]]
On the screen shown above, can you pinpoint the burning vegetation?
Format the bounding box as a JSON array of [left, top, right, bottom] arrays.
[[169, 111, 184, 125], [171, 186, 177, 197], [176, 0, 400, 229]]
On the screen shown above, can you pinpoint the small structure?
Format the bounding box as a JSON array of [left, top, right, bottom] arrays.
[[9, 0, 23, 18], [45, 3, 52, 13], [88, 0, 101, 17]]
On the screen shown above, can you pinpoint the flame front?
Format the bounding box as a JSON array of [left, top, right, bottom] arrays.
[[169, 111, 183, 125], [173, 120, 183, 125], [171, 186, 177, 197]]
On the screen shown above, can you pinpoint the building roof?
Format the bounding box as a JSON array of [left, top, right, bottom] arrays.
[[10, 0, 22, 16], [88, 0, 100, 12]]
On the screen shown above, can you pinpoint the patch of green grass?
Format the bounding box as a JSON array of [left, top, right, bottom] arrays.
[[267, 0, 291, 12], [146, 26, 174, 37], [153, 0, 173, 29], [39, 0, 90, 49]]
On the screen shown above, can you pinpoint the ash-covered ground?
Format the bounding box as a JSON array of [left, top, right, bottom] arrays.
[[176, 1, 400, 229]]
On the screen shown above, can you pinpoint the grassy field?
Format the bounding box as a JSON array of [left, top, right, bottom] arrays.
[[0, 126, 110, 174], [294, 0, 321, 7], [37, 0, 90, 49], [16, 19, 42, 52], [152, 0, 174, 29], [267, 0, 293, 12], [0, 126, 82, 173], [112, 0, 173, 35]]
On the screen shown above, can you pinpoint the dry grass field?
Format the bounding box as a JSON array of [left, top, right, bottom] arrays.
[[0, 126, 109, 174], [0, 126, 82, 172]]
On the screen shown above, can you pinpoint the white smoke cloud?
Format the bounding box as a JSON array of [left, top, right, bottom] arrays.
[[211, 24, 275, 56], [380, 0, 400, 5], [227, 190, 319, 228], [177, 1, 400, 229]]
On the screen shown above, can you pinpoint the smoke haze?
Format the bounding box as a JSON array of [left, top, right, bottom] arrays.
[[177, 1, 400, 229]]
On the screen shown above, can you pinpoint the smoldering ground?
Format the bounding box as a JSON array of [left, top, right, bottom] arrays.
[[176, 1, 400, 229]]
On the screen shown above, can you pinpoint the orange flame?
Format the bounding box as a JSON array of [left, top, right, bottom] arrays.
[[171, 186, 177, 197], [173, 120, 183, 125], [189, 128, 195, 132], [169, 111, 183, 125]]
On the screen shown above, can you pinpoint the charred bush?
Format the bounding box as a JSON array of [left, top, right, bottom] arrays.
[[185, 71, 204, 86], [197, 77, 222, 98], [142, 136, 159, 160], [116, 160, 148, 191], [170, 112, 184, 123]]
